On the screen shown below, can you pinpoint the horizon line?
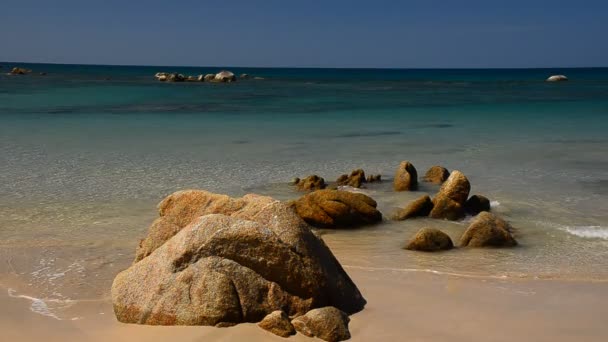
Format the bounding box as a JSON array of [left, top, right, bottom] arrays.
[[2, 60, 607, 71]]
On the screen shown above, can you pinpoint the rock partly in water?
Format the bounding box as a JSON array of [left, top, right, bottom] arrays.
[[546, 75, 568, 82], [239, 73, 250, 79], [215, 70, 236, 82], [291, 307, 351, 342], [258, 310, 295, 338], [393, 161, 418, 191], [290, 189, 382, 228], [460, 212, 517, 247], [204, 74, 216, 81], [113, 191, 366, 326], [464, 194, 491, 216], [391, 195, 433, 221], [423, 165, 450, 184], [295, 175, 326, 192], [336, 169, 366, 188], [404, 228, 454, 252], [366, 174, 382, 183], [429, 170, 470, 220]]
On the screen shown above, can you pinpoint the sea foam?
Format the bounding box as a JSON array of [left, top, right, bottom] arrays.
[[562, 226, 608, 240]]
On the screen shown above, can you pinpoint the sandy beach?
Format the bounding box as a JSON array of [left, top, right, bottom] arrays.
[[3, 265, 608, 342]]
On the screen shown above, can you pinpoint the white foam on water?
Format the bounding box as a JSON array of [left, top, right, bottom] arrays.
[[490, 200, 500, 208], [7, 288, 74, 320], [562, 226, 608, 240]]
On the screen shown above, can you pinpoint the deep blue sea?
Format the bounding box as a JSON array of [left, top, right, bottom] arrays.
[[1, 63, 608, 317]]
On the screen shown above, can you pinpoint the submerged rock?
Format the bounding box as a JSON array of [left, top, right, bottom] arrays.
[[429, 170, 470, 220], [291, 307, 351, 342], [239, 73, 250, 79], [405, 228, 454, 252], [258, 311, 295, 338], [464, 194, 491, 216], [423, 165, 450, 184], [546, 75, 568, 82], [113, 191, 366, 326], [393, 161, 418, 191], [295, 175, 326, 191], [290, 189, 382, 228], [460, 212, 517, 247], [391, 195, 433, 220], [336, 169, 366, 188]]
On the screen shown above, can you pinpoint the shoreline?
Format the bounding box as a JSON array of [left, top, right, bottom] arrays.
[[2, 267, 608, 341]]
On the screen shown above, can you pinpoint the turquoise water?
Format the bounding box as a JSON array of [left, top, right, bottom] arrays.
[[1, 63, 608, 317]]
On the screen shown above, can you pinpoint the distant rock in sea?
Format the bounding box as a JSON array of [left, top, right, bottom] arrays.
[[215, 70, 236, 82], [546, 75, 568, 82], [10, 67, 31, 75], [113, 190, 366, 328]]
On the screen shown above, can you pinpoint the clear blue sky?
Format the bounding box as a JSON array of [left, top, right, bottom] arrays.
[[1, 0, 606, 68]]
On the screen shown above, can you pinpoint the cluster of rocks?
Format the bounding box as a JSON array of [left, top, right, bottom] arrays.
[[112, 161, 519, 340], [392, 163, 490, 221], [405, 212, 517, 252], [292, 168, 382, 192], [154, 70, 256, 83], [113, 190, 363, 341], [386, 161, 517, 251]]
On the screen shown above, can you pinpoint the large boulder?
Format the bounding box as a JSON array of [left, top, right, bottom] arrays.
[[258, 310, 295, 338], [460, 212, 517, 247], [404, 228, 453, 252], [336, 169, 366, 188], [391, 195, 433, 220], [290, 189, 382, 228], [215, 70, 236, 82], [429, 170, 470, 220], [291, 307, 351, 342], [135, 190, 295, 262], [423, 165, 450, 184], [113, 191, 366, 326], [464, 194, 491, 216], [393, 161, 418, 191], [546, 75, 568, 82], [295, 175, 326, 191]]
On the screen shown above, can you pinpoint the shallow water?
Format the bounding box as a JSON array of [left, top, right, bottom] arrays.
[[1, 63, 607, 320]]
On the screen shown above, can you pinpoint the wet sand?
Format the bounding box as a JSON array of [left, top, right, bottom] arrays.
[[2, 266, 607, 342]]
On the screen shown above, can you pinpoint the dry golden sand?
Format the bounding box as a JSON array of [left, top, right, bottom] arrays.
[[2, 267, 608, 342]]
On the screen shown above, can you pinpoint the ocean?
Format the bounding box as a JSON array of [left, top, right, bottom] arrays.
[[1, 63, 608, 321]]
